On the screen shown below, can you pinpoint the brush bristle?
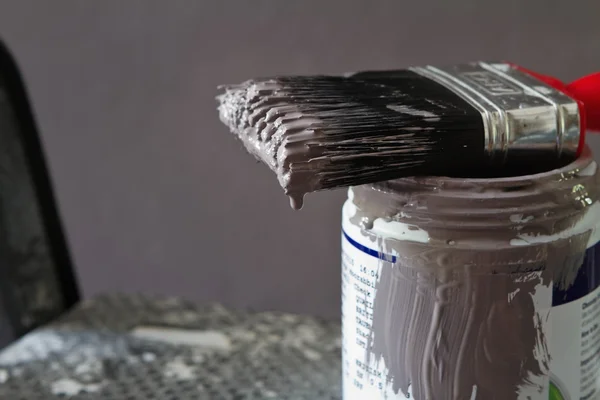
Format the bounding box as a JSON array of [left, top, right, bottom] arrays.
[[217, 70, 485, 208]]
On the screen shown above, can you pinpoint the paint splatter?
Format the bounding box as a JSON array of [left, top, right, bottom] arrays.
[[164, 358, 196, 381], [51, 379, 104, 396], [367, 240, 560, 399]]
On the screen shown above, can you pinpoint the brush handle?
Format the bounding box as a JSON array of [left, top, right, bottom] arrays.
[[514, 66, 600, 155], [567, 73, 600, 132]]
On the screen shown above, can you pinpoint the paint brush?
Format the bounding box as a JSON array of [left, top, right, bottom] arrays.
[[217, 62, 600, 209]]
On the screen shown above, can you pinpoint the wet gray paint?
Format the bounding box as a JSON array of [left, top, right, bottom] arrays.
[[216, 75, 451, 210], [218, 80, 331, 209], [347, 149, 599, 399]]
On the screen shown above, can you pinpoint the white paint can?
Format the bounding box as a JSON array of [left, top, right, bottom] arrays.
[[341, 147, 600, 400]]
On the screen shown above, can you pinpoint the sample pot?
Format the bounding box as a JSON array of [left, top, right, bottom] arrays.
[[341, 146, 600, 400]]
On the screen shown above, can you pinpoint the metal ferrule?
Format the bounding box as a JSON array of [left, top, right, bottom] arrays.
[[410, 62, 581, 165]]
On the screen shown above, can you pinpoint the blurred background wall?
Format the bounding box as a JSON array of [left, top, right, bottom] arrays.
[[0, 0, 599, 319]]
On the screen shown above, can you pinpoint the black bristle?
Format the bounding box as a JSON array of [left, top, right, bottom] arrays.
[[217, 69, 557, 208]]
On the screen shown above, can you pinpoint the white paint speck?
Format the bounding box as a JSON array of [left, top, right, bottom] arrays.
[[347, 187, 355, 201], [158, 297, 183, 308], [345, 189, 358, 218], [386, 104, 438, 118], [281, 325, 318, 347], [0, 332, 66, 365], [74, 360, 102, 377], [255, 381, 278, 397], [372, 218, 430, 244], [142, 352, 157, 362], [51, 379, 104, 396], [578, 161, 598, 177], [191, 350, 205, 363], [470, 385, 478, 400], [131, 327, 232, 351], [510, 214, 534, 223], [302, 349, 322, 361], [508, 288, 521, 303], [0, 369, 8, 384], [162, 311, 202, 324], [489, 63, 511, 72], [229, 328, 257, 342], [164, 359, 196, 381], [511, 201, 600, 248], [533, 86, 553, 95], [333, 337, 342, 348], [281, 314, 298, 323]]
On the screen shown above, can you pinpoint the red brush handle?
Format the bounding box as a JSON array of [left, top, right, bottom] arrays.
[[567, 73, 600, 132], [514, 65, 600, 156]]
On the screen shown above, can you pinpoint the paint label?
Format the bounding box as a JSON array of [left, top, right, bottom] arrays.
[[341, 226, 600, 400]]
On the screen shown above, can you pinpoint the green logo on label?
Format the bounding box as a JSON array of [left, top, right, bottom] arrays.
[[549, 379, 567, 400]]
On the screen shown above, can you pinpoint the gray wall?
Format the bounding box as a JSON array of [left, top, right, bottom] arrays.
[[0, 0, 599, 319]]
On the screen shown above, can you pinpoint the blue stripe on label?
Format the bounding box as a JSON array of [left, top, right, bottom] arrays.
[[553, 242, 600, 307], [343, 230, 600, 306], [342, 230, 397, 263]]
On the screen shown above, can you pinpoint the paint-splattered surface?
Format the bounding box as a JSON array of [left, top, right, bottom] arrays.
[[0, 294, 342, 399]]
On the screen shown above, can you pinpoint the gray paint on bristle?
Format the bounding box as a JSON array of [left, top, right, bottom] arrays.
[[217, 69, 499, 210], [218, 79, 327, 209], [217, 71, 480, 209]]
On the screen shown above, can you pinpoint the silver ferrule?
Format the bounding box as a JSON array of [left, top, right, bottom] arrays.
[[410, 62, 581, 164]]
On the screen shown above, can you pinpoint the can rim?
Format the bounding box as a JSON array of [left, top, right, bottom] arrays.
[[372, 146, 595, 193], [445, 146, 594, 184]]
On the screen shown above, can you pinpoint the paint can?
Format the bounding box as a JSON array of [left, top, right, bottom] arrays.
[[341, 146, 600, 400]]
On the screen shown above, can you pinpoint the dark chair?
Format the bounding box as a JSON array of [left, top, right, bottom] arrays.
[[0, 40, 79, 347]]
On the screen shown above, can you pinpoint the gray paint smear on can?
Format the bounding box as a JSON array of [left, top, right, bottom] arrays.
[[347, 150, 599, 399]]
